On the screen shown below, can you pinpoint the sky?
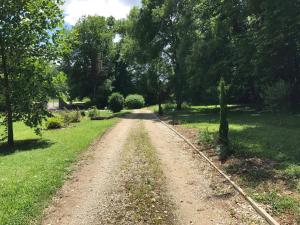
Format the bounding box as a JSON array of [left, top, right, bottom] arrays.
[[63, 0, 141, 26]]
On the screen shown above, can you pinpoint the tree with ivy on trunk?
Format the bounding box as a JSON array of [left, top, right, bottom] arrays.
[[218, 78, 231, 160], [0, 0, 64, 147]]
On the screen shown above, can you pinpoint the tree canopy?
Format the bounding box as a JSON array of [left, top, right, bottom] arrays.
[[0, 0, 64, 145]]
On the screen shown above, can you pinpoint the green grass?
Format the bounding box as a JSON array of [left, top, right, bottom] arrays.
[[0, 116, 119, 225], [157, 105, 300, 162]]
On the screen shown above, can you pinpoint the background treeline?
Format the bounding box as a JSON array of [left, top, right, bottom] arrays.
[[56, 0, 300, 111]]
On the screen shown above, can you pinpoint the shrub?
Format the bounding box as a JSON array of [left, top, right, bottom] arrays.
[[61, 110, 81, 124], [108, 93, 124, 113], [262, 80, 291, 112], [46, 117, 64, 129], [125, 94, 145, 109], [198, 128, 214, 144], [163, 102, 176, 111], [88, 106, 100, 119], [74, 110, 82, 122]]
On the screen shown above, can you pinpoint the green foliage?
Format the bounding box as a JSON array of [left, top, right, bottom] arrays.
[[61, 110, 82, 124], [252, 191, 299, 214], [51, 70, 69, 100], [262, 80, 291, 112], [108, 93, 124, 113], [82, 97, 91, 104], [88, 106, 100, 119], [125, 94, 145, 109], [198, 128, 214, 144], [163, 103, 176, 111], [46, 117, 64, 129], [60, 16, 115, 106], [0, 0, 64, 145]]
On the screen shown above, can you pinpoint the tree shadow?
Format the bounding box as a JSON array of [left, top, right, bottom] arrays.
[[224, 158, 277, 188], [162, 105, 300, 188], [0, 139, 54, 156]]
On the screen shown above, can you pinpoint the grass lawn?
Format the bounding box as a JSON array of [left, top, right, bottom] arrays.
[[152, 104, 300, 223], [0, 115, 120, 225]]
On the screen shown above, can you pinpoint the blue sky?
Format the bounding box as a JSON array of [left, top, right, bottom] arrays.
[[63, 0, 141, 26]]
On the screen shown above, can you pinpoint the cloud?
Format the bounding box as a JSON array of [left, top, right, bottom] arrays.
[[63, 0, 140, 25]]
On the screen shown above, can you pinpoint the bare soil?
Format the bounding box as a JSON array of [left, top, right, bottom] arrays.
[[41, 111, 269, 225]]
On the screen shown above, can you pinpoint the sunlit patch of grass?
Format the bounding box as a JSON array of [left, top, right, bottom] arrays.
[[251, 191, 299, 215]]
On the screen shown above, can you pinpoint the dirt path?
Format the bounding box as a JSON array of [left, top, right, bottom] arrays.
[[143, 111, 267, 225], [42, 110, 268, 225], [42, 115, 134, 225]]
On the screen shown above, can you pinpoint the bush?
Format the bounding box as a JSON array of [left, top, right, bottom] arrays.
[[46, 117, 64, 129], [88, 106, 100, 119], [108, 93, 124, 113], [262, 80, 291, 112], [61, 110, 82, 124], [125, 94, 145, 109], [198, 128, 214, 144], [163, 102, 176, 111]]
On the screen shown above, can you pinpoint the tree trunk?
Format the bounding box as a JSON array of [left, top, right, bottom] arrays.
[[1, 40, 14, 146], [174, 62, 183, 110], [158, 93, 163, 115]]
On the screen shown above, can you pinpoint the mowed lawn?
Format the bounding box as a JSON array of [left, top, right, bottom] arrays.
[[155, 105, 300, 222], [0, 117, 118, 225]]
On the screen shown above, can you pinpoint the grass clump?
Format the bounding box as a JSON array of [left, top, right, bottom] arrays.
[[252, 191, 299, 214]]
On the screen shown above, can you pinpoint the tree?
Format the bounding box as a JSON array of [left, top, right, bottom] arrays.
[[50, 68, 69, 108], [218, 78, 230, 160], [0, 0, 63, 146], [60, 16, 115, 107], [133, 0, 191, 110]]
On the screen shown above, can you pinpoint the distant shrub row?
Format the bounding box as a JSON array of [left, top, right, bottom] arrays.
[[108, 93, 145, 113]]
